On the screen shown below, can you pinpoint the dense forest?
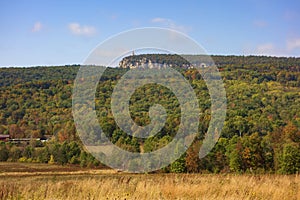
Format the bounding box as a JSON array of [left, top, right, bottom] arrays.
[[0, 55, 299, 174]]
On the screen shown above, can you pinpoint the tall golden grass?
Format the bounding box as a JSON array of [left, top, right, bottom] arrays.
[[0, 163, 299, 200], [1, 173, 299, 199]]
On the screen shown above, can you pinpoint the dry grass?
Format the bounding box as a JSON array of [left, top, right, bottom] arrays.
[[0, 163, 299, 200]]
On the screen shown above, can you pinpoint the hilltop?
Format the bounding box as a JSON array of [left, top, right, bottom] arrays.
[[0, 54, 299, 174]]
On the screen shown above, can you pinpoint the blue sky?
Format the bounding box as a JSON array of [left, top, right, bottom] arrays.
[[1, 0, 300, 67]]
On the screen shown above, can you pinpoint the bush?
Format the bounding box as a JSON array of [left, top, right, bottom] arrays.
[[8, 146, 22, 162], [18, 157, 27, 163], [70, 155, 79, 164], [170, 157, 186, 173], [0, 145, 9, 161], [48, 155, 55, 164], [35, 147, 50, 163]]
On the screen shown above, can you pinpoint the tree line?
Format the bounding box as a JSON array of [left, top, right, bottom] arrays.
[[0, 55, 299, 174]]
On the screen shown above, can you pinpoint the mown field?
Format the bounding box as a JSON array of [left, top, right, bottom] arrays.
[[0, 163, 299, 200]]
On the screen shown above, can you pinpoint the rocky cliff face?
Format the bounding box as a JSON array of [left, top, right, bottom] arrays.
[[119, 57, 170, 69], [118, 54, 195, 69]]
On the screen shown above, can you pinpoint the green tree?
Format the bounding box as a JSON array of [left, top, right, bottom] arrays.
[[56, 142, 68, 165], [35, 147, 50, 163], [8, 146, 22, 162], [22, 146, 35, 159], [279, 143, 300, 174], [226, 136, 242, 172], [0, 144, 9, 161]]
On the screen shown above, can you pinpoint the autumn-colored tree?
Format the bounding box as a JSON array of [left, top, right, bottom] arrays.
[[185, 141, 201, 173]]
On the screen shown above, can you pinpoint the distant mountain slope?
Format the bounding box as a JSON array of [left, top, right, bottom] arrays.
[[0, 54, 299, 173]]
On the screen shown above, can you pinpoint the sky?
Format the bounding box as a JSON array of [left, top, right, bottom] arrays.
[[0, 0, 300, 67]]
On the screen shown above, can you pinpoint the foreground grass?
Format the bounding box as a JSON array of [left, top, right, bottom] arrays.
[[0, 163, 299, 200]]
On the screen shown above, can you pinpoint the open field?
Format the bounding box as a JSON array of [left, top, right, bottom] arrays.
[[0, 163, 299, 200]]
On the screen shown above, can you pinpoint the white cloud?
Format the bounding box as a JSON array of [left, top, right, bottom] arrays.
[[68, 23, 96, 36], [252, 40, 300, 57], [287, 38, 300, 51], [32, 22, 42, 32], [150, 17, 190, 33], [251, 43, 286, 56], [151, 17, 167, 23], [253, 20, 267, 28], [256, 43, 275, 54]]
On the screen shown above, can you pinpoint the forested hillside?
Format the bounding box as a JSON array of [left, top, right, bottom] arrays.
[[0, 55, 299, 174]]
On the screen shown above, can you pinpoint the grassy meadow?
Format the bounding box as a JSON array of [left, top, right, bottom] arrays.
[[0, 163, 299, 200]]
